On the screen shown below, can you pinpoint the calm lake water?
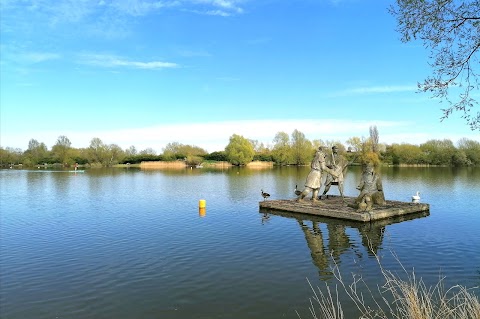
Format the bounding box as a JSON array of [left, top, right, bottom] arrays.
[[1, 166, 479, 318]]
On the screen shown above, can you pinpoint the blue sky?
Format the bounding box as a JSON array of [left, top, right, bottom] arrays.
[[1, 0, 478, 153]]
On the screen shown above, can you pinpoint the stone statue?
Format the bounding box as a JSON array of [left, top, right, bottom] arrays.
[[297, 146, 338, 202], [321, 145, 347, 202], [351, 163, 386, 212]]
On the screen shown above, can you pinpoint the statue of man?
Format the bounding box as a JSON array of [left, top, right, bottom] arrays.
[[297, 146, 338, 202], [321, 145, 347, 201], [353, 163, 386, 212]]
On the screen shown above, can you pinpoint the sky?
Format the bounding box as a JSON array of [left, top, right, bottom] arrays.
[[1, 0, 479, 154]]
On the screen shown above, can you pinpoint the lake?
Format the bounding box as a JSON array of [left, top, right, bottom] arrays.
[[1, 166, 479, 318]]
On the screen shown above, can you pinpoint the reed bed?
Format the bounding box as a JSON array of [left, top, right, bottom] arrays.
[[298, 251, 480, 319]]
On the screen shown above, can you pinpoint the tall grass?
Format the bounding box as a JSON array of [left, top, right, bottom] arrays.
[[297, 251, 480, 319]]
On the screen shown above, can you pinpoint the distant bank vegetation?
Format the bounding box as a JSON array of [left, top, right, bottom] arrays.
[[1, 127, 479, 168]]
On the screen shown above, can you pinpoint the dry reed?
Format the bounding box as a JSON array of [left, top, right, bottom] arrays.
[[298, 249, 479, 319]]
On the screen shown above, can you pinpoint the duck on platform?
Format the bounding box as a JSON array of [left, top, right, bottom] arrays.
[[261, 189, 270, 201], [412, 191, 420, 201], [294, 184, 302, 196]]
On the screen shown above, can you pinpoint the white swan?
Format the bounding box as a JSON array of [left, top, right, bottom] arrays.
[[412, 191, 420, 201]]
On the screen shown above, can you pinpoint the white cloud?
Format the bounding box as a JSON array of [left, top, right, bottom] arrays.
[[0, 119, 420, 153], [78, 53, 178, 69], [332, 85, 417, 97], [3, 118, 480, 154]]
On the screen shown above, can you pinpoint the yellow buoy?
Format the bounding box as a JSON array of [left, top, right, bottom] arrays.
[[199, 199, 206, 208], [199, 207, 206, 217]]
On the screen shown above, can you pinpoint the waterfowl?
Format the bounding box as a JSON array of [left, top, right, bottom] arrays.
[[294, 184, 302, 196], [412, 191, 420, 201], [261, 189, 270, 201]]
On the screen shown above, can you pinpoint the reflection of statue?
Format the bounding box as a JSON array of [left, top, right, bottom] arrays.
[[297, 147, 338, 202], [351, 164, 386, 212], [327, 223, 351, 262], [298, 220, 332, 279], [321, 145, 347, 201], [358, 223, 386, 256]]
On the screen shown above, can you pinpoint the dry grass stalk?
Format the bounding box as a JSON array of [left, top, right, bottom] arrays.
[[300, 245, 480, 319]]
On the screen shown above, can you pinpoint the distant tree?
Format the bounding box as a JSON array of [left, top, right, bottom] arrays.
[[346, 136, 363, 153], [457, 138, 480, 165], [204, 151, 228, 161], [0, 147, 23, 166], [88, 137, 108, 164], [51, 135, 73, 165], [125, 145, 137, 156], [107, 144, 125, 165], [369, 125, 379, 153], [224, 134, 255, 165], [311, 139, 326, 149], [163, 142, 207, 160], [389, 143, 425, 165], [139, 148, 157, 156], [389, 0, 480, 130], [25, 139, 48, 165], [272, 131, 291, 165], [421, 139, 456, 165], [290, 129, 313, 165]]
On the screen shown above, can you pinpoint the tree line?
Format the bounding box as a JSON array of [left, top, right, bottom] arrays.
[[1, 128, 479, 167]]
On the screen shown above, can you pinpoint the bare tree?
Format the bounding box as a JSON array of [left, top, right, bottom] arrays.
[[369, 125, 379, 153]]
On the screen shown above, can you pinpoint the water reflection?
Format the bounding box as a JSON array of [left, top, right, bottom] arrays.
[[260, 209, 429, 279]]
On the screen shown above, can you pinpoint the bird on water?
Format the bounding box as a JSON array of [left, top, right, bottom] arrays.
[[294, 184, 302, 196], [412, 191, 420, 201], [261, 189, 270, 201]]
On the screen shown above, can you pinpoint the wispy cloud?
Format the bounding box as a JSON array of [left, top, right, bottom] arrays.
[[78, 53, 179, 69], [187, 0, 244, 16], [20, 52, 61, 63], [0, 0, 245, 44], [331, 85, 417, 97]]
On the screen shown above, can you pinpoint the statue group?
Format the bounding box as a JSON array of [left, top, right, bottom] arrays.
[[296, 145, 386, 212]]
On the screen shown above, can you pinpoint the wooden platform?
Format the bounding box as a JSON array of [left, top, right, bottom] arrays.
[[259, 196, 430, 222]]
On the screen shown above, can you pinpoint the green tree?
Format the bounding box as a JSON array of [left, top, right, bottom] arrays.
[[457, 138, 480, 165], [0, 147, 23, 166], [290, 129, 312, 165], [390, 143, 425, 165], [107, 144, 125, 166], [389, 0, 480, 130], [88, 137, 108, 164], [51, 135, 73, 165], [163, 142, 207, 160], [420, 139, 456, 165], [345, 136, 363, 153], [205, 151, 228, 161], [272, 131, 291, 165], [224, 134, 255, 165], [24, 139, 48, 165]]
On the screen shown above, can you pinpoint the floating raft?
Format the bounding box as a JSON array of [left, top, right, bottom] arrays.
[[259, 196, 430, 222]]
